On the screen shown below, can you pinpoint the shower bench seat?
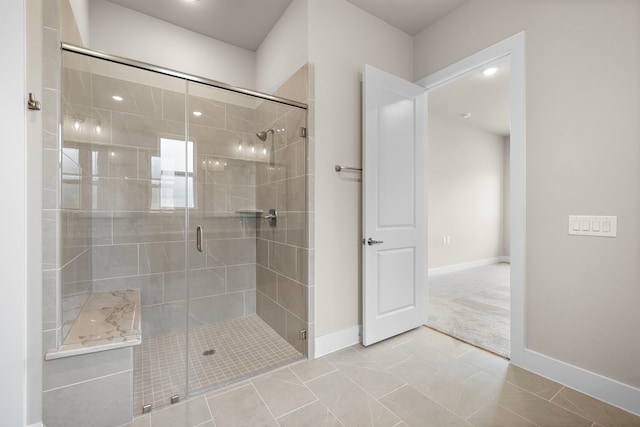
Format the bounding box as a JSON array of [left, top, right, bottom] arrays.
[[45, 289, 141, 360]]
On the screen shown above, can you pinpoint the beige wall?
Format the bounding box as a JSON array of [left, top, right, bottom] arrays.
[[255, 0, 308, 93], [416, 0, 640, 388], [88, 0, 256, 89], [308, 0, 413, 337], [428, 111, 507, 269]]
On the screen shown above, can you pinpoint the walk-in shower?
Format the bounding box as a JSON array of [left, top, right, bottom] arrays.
[[55, 45, 309, 416]]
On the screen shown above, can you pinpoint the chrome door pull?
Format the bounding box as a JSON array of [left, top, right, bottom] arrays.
[[196, 225, 203, 252], [366, 238, 384, 246]]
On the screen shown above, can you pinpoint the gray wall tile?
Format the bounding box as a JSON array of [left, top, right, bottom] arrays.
[[207, 238, 255, 267], [227, 264, 256, 292], [245, 290, 256, 315], [256, 265, 277, 300], [43, 371, 132, 427], [142, 301, 187, 337], [93, 244, 138, 279], [113, 212, 185, 244], [189, 293, 245, 326], [277, 275, 306, 320], [257, 293, 287, 340], [43, 347, 132, 391], [269, 241, 297, 280], [93, 274, 164, 306]]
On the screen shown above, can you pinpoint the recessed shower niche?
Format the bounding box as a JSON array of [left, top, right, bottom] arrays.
[[58, 47, 309, 415]]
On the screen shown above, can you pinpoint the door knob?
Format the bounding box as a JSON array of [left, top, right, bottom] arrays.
[[366, 238, 384, 245]]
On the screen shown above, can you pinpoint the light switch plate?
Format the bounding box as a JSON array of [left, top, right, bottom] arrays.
[[568, 215, 617, 237]]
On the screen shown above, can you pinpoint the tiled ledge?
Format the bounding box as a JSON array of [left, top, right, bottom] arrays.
[[46, 289, 141, 360]]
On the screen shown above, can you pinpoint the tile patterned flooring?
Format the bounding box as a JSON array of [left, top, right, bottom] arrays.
[[125, 326, 640, 427], [133, 315, 302, 414]]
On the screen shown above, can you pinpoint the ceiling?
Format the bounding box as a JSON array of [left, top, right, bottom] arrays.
[[104, 0, 469, 51], [429, 60, 511, 136], [104, 0, 294, 51], [345, 0, 468, 35]]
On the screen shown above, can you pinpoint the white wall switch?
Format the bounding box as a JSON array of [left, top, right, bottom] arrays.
[[568, 215, 617, 237]]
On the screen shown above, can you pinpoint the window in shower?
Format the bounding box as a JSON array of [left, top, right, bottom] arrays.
[[153, 137, 195, 209]]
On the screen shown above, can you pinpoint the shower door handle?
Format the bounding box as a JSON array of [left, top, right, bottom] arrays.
[[196, 225, 203, 252]]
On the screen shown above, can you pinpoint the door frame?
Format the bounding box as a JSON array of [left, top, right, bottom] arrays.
[[414, 32, 526, 364]]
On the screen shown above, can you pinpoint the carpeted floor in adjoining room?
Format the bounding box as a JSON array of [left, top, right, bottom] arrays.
[[427, 262, 511, 358]]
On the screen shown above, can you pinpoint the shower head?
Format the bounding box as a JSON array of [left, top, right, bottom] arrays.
[[256, 128, 274, 142]]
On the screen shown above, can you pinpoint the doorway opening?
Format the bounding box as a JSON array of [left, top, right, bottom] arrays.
[[425, 59, 511, 358]]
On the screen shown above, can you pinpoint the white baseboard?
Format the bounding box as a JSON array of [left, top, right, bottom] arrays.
[[27, 422, 44, 427], [518, 348, 640, 416], [313, 325, 361, 358], [428, 256, 510, 276]]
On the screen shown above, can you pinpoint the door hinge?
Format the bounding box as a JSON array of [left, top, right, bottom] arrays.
[[299, 329, 307, 340], [27, 93, 41, 111], [300, 127, 307, 138]]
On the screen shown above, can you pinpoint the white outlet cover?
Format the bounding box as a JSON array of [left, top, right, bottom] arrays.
[[568, 215, 617, 238]]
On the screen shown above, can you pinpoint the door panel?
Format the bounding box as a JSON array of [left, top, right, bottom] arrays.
[[363, 65, 427, 346]]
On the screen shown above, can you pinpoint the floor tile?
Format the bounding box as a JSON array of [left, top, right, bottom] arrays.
[[121, 415, 150, 427], [289, 357, 336, 382], [497, 381, 593, 426], [207, 384, 277, 427], [328, 349, 407, 399], [276, 401, 343, 427], [148, 396, 211, 427], [551, 386, 640, 427], [252, 367, 318, 418], [391, 338, 455, 369], [307, 370, 400, 426], [467, 403, 537, 427], [413, 326, 476, 358], [437, 371, 506, 419], [457, 345, 510, 377], [503, 364, 563, 400], [353, 341, 412, 368], [379, 385, 470, 427]]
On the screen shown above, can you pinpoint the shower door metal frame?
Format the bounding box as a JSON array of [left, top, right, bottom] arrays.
[[61, 43, 308, 110]]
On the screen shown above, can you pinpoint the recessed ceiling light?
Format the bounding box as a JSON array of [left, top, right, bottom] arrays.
[[112, 95, 123, 102], [482, 67, 498, 76], [192, 111, 202, 117], [461, 113, 472, 119]]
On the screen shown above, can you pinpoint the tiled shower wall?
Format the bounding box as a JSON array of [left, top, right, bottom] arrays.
[[61, 58, 270, 338], [255, 65, 313, 354]]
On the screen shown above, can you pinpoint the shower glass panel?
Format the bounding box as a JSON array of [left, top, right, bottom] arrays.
[[61, 47, 308, 415], [61, 51, 189, 413]]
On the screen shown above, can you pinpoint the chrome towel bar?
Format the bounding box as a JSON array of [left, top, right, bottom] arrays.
[[335, 164, 362, 172]]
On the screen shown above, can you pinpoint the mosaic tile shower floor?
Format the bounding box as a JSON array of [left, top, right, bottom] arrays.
[[133, 314, 302, 414]]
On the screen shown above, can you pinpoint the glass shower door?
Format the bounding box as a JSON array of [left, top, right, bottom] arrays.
[[185, 81, 307, 396]]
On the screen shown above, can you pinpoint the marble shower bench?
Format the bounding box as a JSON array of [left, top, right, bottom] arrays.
[[45, 289, 141, 360]]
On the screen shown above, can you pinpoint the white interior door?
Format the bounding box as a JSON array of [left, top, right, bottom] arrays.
[[362, 65, 427, 346]]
